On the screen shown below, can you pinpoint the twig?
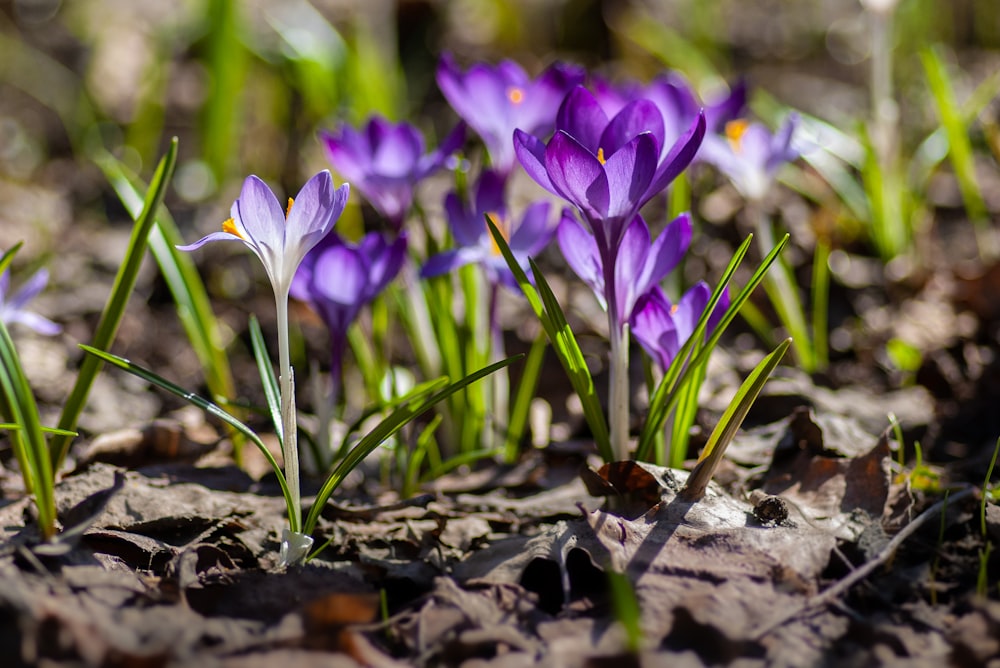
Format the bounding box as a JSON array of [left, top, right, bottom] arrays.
[[753, 486, 976, 639]]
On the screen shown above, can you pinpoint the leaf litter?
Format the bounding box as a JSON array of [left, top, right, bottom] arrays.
[[1, 397, 994, 667]]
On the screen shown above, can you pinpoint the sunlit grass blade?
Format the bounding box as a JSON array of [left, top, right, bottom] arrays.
[[402, 413, 443, 498], [201, 0, 247, 180], [636, 234, 789, 462], [504, 331, 547, 463], [52, 139, 178, 470], [860, 126, 910, 260], [920, 46, 990, 251], [0, 243, 23, 276], [0, 320, 56, 538], [249, 315, 282, 445], [810, 238, 831, 371], [79, 344, 297, 530], [0, 424, 77, 437], [303, 355, 522, 535], [487, 215, 612, 461], [681, 337, 791, 501], [607, 570, 643, 654]]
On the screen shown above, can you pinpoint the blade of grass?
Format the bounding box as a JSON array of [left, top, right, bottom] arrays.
[[0, 243, 23, 276], [487, 215, 612, 461], [249, 315, 283, 444], [504, 331, 547, 463], [920, 46, 990, 252], [52, 139, 178, 470], [80, 344, 297, 530], [681, 337, 791, 500], [636, 234, 789, 461], [303, 355, 522, 534], [0, 320, 56, 538]]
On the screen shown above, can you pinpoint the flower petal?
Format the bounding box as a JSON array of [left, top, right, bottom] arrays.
[[599, 99, 664, 156], [557, 211, 604, 301], [603, 132, 658, 222], [555, 87, 607, 154], [509, 201, 553, 255], [514, 129, 557, 195], [545, 131, 608, 221], [646, 111, 706, 203]]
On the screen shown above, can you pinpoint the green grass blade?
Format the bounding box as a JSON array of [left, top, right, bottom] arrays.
[[486, 214, 612, 460], [681, 337, 791, 501], [201, 0, 248, 180], [636, 234, 789, 461], [52, 139, 178, 470], [504, 331, 547, 463], [303, 355, 522, 534], [0, 320, 56, 538], [0, 243, 23, 276], [811, 238, 831, 371], [249, 315, 283, 445], [920, 46, 990, 235], [80, 344, 297, 530]]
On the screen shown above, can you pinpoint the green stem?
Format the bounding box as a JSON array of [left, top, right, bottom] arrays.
[[609, 320, 630, 461], [275, 289, 301, 534]]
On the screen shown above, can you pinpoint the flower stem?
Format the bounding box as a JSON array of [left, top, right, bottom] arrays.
[[275, 289, 301, 533], [608, 319, 631, 461]]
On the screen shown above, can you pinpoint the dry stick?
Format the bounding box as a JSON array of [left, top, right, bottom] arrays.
[[753, 486, 975, 640]]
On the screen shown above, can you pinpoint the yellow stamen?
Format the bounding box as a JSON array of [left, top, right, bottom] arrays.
[[507, 87, 525, 105], [670, 303, 680, 315], [597, 147, 606, 165], [725, 119, 750, 153], [222, 217, 243, 239], [286, 197, 294, 218], [486, 213, 510, 256]]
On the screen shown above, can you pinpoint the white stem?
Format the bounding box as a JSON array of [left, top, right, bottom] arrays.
[[609, 319, 631, 461], [275, 290, 301, 533]]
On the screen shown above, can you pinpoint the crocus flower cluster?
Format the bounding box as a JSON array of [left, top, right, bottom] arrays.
[[0, 267, 60, 336]]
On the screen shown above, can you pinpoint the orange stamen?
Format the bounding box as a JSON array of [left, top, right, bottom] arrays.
[[597, 147, 606, 165], [670, 303, 680, 315], [725, 119, 750, 153], [222, 218, 243, 239], [286, 197, 294, 218], [507, 87, 525, 105]]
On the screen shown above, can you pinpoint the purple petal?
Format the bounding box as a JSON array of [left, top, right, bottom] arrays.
[[285, 171, 345, 254], [555, 87, 608, 154], [371, 122, 424, 177], [630, 286, 679, 369], [509, 201, 553, 255], [176, 230, 246, 252], [557, 212, 604, 300], [514, 129, 557, 195], [233, 175, 285, 252], [516, 62, 586, 137], [646, 111, 706, 203], [366, 233, 408, 295], [613, 216, 652, 324], [545, 131, 608, 221], [635, 212, 691, 294], [673, 282, 712, 342], [602, 133, 658, 221], [444, 191, 480, 247], [599, 99, 664, 156], [9, 268, 49, 310], [417, 122, 466, 178], [421, 248, 480, 278]]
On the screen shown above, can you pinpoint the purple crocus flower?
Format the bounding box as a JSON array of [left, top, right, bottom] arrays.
[[514, 85, 705, 258], [421, 170, 554, 289], [291, 231, 407, 391], [179, 170, 349, 299], [630, 283, 730, 371], [0, 267, 60, 336], [698, 114, 799, 201], [557, 212, 692, 331], [436, 53, 585, 176], [321, 116, 465, 229]]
